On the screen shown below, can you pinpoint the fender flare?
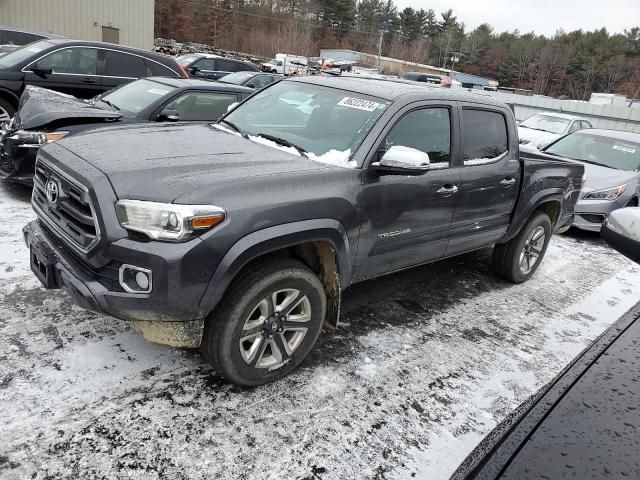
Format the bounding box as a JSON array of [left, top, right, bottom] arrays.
[[199, 219, 352, 316], [503, 189, 565, 242]]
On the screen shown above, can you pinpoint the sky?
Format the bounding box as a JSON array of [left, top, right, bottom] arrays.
[[393, 0, 640, 37]]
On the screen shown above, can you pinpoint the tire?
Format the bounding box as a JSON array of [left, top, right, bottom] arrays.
[[271, 69, 277, 74], [493, 211, 552, 283], [201, 258, 326, 387], [0, 97, 15, 123]]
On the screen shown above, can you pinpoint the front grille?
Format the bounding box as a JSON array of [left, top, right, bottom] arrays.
[[32, 157, 100, 253]]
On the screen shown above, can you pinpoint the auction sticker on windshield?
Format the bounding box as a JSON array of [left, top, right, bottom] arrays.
[[338, 97, 381, 112], [613, 144, 637, 154], [147, 88, 170, 96]]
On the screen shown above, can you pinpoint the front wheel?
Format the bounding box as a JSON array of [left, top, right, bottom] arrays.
[[493, 212, 552, 283], [201, 259, 326, 386], [0, 97, 15, 123]]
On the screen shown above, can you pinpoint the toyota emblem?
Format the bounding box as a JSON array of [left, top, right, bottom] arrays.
[[45, 179, 59, 205]]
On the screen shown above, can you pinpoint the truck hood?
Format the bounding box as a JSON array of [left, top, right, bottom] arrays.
[[53, 122, 333, 202], [580, 162, 638, 193], [518, 126, 560, 149], [16, 86, 122, 130]]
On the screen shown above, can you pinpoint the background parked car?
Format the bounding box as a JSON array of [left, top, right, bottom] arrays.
[[217, 71, 282, 89], [0, 78, 253, 184], [602, 207, 640, 263], [0, 39, 187, 121], [176, 53, 258, 80], [0, 27, 64, 54], [518, 112, 592, 148], [402, 71, 443, 84], [542, 129, 640, 231]]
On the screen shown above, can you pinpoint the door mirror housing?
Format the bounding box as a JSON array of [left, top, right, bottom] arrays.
[[371, 146, 431, 175], [31, 66, 53, 77], [602, 207, 640, 263], [157, 108, 180, 122], [226, 102, 239, 113]]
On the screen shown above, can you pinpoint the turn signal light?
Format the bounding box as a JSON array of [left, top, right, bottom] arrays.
[[190, 214, 225, 230]]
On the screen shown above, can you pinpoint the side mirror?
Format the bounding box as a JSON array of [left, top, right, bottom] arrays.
[[31, 66, 53, 77], [371, 146, 431, 175], [188, 66, 200, 74], [226, 102, 239, 113], [246, 83, 256, 89], [157, 108, 180, 122], [602, 207, 640, 263]]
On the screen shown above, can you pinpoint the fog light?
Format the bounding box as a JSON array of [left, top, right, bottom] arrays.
[[119, 264, 152, 294]]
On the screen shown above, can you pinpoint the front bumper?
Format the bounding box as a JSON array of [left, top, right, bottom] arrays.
[[24, 219, 209, 346], [573, 197, 631, 232], [0, 137, 37, 185]]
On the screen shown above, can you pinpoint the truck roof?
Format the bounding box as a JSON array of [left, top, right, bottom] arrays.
[[290, 75, 508, 107]]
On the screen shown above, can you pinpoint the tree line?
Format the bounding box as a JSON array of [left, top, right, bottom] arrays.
[[155, 0, 640, 99]]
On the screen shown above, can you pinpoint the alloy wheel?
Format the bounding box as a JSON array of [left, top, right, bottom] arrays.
[[519, 225, 546, 274], [239, 289, 311, 369]]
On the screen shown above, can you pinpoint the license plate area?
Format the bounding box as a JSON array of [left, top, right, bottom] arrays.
[[30, 245, 60, 289]]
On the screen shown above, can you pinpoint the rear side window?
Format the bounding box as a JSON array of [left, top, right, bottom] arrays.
[[103, 50, 146, 78], [5, 31, 41, 45], [146, 60, 177, 76], [216, 59, 254, 72], [462, 109, 508, 164]]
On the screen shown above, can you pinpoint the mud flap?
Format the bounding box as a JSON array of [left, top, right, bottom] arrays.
[[133, 319, 204, 348]]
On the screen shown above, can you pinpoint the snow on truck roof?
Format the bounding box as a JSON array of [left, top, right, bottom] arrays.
[[290, 75, 508, 107]]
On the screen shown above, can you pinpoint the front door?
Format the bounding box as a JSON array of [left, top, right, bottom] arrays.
[[446, 105, 520, 256], [24, 47, 102, 99], [356, 103, 461, 280]]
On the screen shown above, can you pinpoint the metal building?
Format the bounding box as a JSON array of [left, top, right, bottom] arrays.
[[0, 0, 154, 50]]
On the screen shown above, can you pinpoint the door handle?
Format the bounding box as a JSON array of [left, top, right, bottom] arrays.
[[500, 178, 516, 187], [81, 78, 97, 84], [437, 185, 459, 195]]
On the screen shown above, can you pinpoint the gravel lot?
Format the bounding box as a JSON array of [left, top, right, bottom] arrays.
[[1, 180, 639, 480]]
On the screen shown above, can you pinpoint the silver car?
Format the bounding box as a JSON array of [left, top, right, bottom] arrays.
[[518, 112, 592, 149], [543, 129, 640, 232]]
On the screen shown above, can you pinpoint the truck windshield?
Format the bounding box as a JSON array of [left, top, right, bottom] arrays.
[[222, 81, 389, 167], [520, 114, 570, 135], [0, 40, 55, 69], [545, 132, 640, 171], [97, 79, 177, 115]]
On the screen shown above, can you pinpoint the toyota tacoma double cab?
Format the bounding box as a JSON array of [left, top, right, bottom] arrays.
[[23, 77, 584, 386]]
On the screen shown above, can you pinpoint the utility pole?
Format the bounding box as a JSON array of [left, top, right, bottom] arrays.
[[449, 52, 461, 79], [377, 30, 384, 71]]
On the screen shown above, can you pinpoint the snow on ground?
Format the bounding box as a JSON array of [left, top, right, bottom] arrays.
[[1, 180, 639, 480]]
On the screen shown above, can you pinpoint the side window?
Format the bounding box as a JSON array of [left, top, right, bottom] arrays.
[[384, 107, 451, 166], [462, 109, 508, 164], [215, 59, 239, 72], [568, 121, 581, 133], [163, 92, 237, 121], [35, 47, 98, 75], [103, 50, 146, 78], [6, 31, 40, 45], [581, 121, 592, 129], [146, 60, 177, 77], [194, 58, 214, 70], [249, 75, 271, 89]]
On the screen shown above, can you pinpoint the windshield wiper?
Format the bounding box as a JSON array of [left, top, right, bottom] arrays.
[[98, 98, 119, 111], [219, 119, 246, 137], [254, 133, 308, 158]]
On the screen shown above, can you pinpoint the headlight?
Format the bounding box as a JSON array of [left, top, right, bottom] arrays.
[[583, 185, 626, 201], [9, 130, 69, 146], [115, 200, 226, 242]]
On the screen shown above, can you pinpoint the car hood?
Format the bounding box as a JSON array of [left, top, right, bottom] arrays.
[[518, 126, 560, 149], [16, 86, 122, 130], [53, 122, 333, 202], [580, 162, 638, 193]]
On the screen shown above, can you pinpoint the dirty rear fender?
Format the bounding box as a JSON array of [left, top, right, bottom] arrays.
[[503, 189, 565, 242], [199, 219, 352, 315]]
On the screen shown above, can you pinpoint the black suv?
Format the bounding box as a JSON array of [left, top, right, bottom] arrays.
[[0, 39, 187, 121], [24, 77, 584, 386], [0, 27, 64, 54], [176, 53, 258, 80]]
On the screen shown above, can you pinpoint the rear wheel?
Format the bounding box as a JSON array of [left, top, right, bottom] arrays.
[[493, 212, 552, 283], [0, 97, 15, 123], [201, 259, 326, 386]]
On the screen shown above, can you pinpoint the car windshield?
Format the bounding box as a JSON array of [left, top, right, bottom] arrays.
[[98, 79, 177, 115], [176, 54, 200, 67], [221, 81, 389, 167], [219, 72, 254, 85], [545, 132, 640, 171], [520, 114, 571, 135], [0, 40, 55, 68]]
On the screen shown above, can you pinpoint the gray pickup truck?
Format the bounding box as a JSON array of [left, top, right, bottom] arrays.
[[23, 77, 584, 386]]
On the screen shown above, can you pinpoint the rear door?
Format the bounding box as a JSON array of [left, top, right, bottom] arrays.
[[101, 49, 147, 91], [23, 46, 102, 98], [356, 102, 461, 280], [445, 104, 520, 256]]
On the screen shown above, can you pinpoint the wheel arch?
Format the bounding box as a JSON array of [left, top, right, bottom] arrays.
[[0, 88, 20, 108], [199, 219, 352, 330], [503, 190, 564, 242]]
